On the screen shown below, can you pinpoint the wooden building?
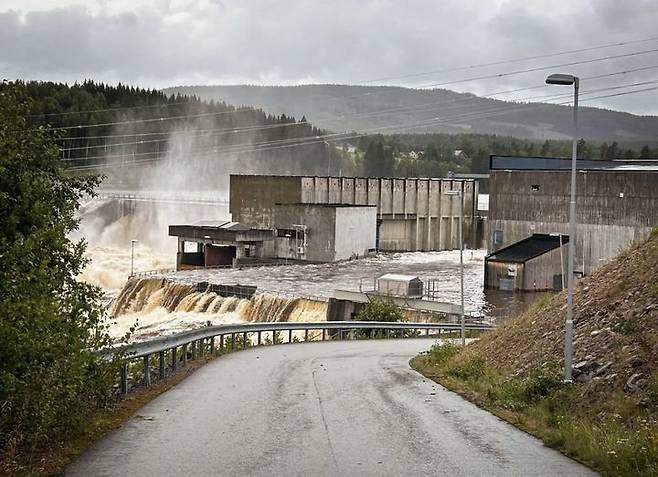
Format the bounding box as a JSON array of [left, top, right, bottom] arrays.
[[484, 233, 569, 292]]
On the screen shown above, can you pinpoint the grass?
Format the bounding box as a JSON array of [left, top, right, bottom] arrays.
[[412, 343, 658, 477]]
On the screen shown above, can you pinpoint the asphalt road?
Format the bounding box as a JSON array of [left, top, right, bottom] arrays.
[[67, 340, 595, 476]]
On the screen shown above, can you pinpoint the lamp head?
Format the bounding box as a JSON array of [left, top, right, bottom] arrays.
[[546, 73, 577, 85]]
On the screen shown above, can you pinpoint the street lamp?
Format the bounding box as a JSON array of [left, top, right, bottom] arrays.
[[445, 189, 465, 346], [546, 73, 579, 383], [130, 239, 138, 277]]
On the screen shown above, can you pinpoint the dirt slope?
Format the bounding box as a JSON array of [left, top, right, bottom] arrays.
[[465, 230, 658, 402]]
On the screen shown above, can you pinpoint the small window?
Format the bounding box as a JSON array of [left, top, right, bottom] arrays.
[[531, 184, 540, 192], [493, 230, 503, 245]]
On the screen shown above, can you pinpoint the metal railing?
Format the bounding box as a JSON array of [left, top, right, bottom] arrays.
[[103, 320, 495, 394]]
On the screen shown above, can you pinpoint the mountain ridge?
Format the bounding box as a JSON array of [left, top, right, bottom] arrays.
[[163, 84, 658, 142]]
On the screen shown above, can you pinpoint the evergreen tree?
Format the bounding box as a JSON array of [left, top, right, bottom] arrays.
[[0, 82, 115, 460]]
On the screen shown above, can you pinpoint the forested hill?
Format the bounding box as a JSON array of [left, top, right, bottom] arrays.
[[164, 84, 658, 142], [12, 81, 349, 190]]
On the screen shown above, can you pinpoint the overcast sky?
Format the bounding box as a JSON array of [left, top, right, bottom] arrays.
[[2, 0, 658, 114]]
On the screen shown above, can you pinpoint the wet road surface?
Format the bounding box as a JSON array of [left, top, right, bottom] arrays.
[[67, 340, 595, 476]]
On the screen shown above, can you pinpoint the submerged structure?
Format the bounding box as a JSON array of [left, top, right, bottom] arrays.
[[484, 233, 569, 291], [488, 155, 658, 280]]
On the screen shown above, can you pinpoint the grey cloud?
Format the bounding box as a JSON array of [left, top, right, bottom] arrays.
[[0, 0, 657, 114]]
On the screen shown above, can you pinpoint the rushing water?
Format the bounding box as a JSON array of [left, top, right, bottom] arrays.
[[75, 197, 545, 343]]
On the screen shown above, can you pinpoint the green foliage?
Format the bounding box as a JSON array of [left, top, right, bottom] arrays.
[[446, 357, 488, 381], [0, 82, 115, 461], [356, 299, 403, 322], [428, 342, 461, 364]]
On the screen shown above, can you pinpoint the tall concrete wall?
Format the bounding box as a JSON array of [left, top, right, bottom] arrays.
[[230, 175, 302, 228], [273, 204, 336, 262], [334, 207, 377, 260], [488, 170, 658, 274], [230, 175, 480, 252]]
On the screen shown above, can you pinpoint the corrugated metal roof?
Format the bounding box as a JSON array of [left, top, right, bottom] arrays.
[[487, 234, 569, 263]]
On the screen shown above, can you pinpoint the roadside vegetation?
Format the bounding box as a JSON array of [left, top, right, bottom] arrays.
[[413, 230, 658, 476], [0, 82, 119, 474]]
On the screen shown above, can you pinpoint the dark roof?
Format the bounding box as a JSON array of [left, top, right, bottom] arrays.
[[490, 155, 658, 172], [486, 234, 569, 263]]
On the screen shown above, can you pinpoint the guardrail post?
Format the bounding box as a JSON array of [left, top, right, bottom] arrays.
[[304, 329, 309, 342], [120, 363, 128, 394], [425, 328, 430, 337], [198, 339, 204, 357], [143, 355, 151, 386], [219, 335, 224, 351], [322, 329, 326, 341], [242, 332, 247, 348], [182, 344, 188, 366], [191, 341, 197, 360], [273, 331, 277, 345], [159, 350, 165, 379], [172, 346, 177, 371], [230, 333, 235, 350], [338, 329, 342, 340], [370, 328, 374, 340], [210, 336, 215, 354], [257, 331, 262, 345], [386, 328, 390, 339], [288, 329, 293, 343]]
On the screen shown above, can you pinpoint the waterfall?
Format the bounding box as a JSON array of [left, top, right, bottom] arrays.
[[108, 278, 328, 342]]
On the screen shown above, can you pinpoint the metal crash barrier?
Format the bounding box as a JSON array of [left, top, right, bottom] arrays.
[[101, 320, 495, 394]]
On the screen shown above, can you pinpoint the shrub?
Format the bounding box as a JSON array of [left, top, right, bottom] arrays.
[[0, 82, 114, 464]]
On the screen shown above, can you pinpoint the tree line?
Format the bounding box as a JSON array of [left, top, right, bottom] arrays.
[[10, 80, 352, 178], [348, 132, 657, 179]]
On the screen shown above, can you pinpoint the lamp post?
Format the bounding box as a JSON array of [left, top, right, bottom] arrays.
[[130, 239, 138, 277], [546, 73, 579, 383], [445, 189, 465, 346]]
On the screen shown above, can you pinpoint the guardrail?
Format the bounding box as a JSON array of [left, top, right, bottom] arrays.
[[104, 320, 495, 394]]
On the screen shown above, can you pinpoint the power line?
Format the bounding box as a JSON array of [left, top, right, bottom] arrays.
[[64, 81, 658, 168], [356, 36, 658, 84], [46, 47, 658, 132], [32, 36, 658, 121], [56, 70, 658, 151], [417, 47, 658, 89]]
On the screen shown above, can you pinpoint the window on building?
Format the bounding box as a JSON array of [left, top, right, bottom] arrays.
[[531, 184, 540, 191], [493, 230, 503, 245]]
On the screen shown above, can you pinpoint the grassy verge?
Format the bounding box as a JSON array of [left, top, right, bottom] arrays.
[[411, 342, 658, 477]]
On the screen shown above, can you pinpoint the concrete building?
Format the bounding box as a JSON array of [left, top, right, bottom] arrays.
[[484, 233, 569, 291], [273, 203, 377, 262], [169, 221, 274, 269], [488, 156, 658, 276], [229, 174, 479, 252]]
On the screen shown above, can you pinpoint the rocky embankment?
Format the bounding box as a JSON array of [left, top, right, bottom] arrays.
[[463, 229, 658, 405]]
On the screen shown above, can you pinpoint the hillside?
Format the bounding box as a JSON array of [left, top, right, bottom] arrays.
[[164, 84, 658, 142], [465, 230, 658, 396]]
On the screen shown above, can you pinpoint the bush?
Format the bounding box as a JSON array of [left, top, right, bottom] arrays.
[[428, 342, 461, 364], [518, 365, 563, 403], [0, 82, 115, 465], [447, 357, 488, 381], [356, 299, 403, 322]]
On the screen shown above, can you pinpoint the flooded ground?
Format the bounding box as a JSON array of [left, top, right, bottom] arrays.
[[158, 249, 547, 321]]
